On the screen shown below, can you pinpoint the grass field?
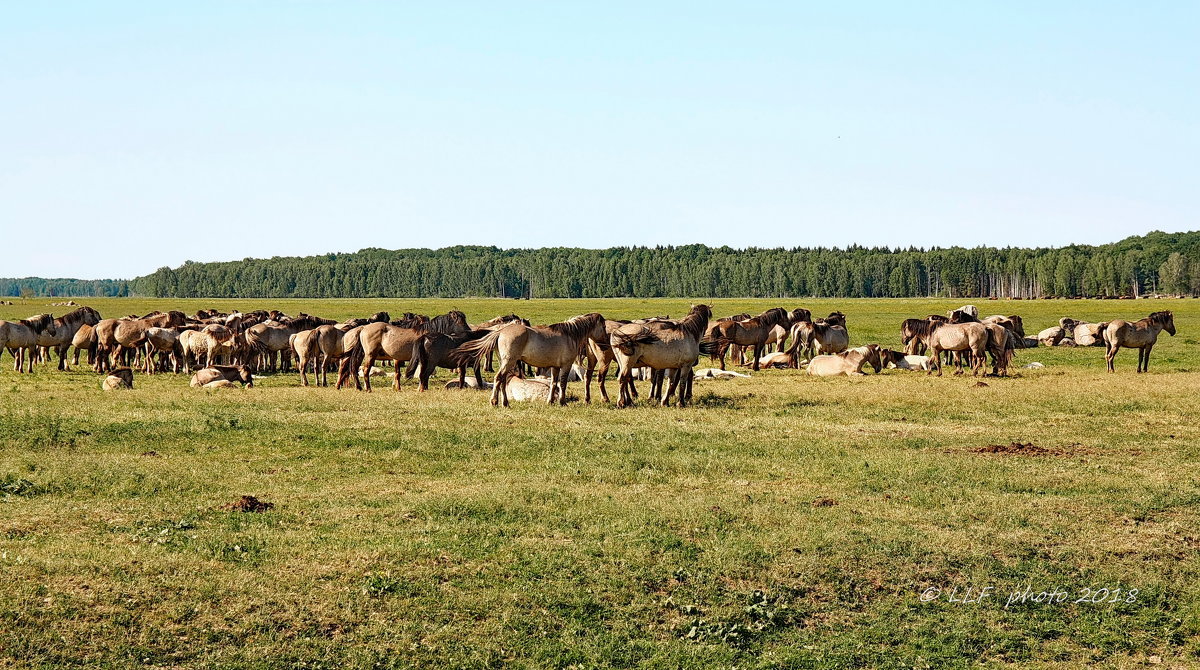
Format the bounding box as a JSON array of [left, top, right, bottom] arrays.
[[1, 297, 1198, 668]]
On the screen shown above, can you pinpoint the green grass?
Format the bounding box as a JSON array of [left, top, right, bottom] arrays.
[[1, 297, 1198, 668]]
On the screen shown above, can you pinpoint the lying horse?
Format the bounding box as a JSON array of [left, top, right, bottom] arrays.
[[806, 345, 882, 377]]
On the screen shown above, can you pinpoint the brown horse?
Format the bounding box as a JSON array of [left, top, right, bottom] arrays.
[[711, 307, 788, 371], [36, 306, 101, 369], [611, 304, 712, 407], [94, 311, 188, 372], [406, 330, 489, 391], [455, 313, 607, 406], [1104, 311, 1176, 372], [1, 314, 56, 373], [919, 320, 990, 376], [337, 320, 431, 391]]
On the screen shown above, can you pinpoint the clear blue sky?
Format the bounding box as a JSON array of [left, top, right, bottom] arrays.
[[2, 2, 1196, 279]]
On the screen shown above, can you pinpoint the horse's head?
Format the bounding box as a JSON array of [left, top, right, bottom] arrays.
[[863, 344, 883, 373], [949, 310, 978, 324], [235, 365, 254, 387], [1152, 311, 1176, 336], [23, 313, 56, 336], [790, 308, 811, 324], [825, 311, 846, 327]]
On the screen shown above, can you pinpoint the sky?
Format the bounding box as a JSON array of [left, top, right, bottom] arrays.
[[2, 2, 1197, 279]]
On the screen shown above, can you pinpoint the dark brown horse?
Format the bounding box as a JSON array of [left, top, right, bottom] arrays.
[[406, 330, 489, 391], [711, 308, 789, 371]]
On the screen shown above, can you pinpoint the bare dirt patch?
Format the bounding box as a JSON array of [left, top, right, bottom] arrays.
[[972, 442, 1091, 456], [221, 495, 275, 513]]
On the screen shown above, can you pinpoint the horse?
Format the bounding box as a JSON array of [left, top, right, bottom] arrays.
[[143, 327, 183, 374], [785, 319, 849, 365], [94, 311, 188, 372], [454, 313, 607, 406], [611, 304, 712, 407], [1104, 311, 1175, 372], [0, 314, 56, 373], [918, 320, 991, 376], [336, 320, 432, 391], [711, 307, 789, 371], [807, 345, 882, 377], [245, 314, 334, 372], [703, 313, 750, 367], [764, 308, 811, 353], [35, 306, 101, 369], [428, 310, 470, 335], [406, 329, 489, 391]]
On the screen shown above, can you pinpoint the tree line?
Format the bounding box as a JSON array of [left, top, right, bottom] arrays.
[[6, 231, 1200, 299]]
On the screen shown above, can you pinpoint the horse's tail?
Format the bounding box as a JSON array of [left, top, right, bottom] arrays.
[[407, 334, 431, 380], [698, 340, 719, 357], [611, 328, 657, 355], [336, 333, 364, 388], [453, 328, 502, 367]]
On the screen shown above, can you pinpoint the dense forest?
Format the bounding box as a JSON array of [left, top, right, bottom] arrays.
[[0, 277, 131, 299], [5, 231, 1200, 299]]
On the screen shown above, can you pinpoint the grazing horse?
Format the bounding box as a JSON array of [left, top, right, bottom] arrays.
[[406, 329, 489, 391], [1104, 311, 1176, 372], [900, 318, 931, 355], [1, 314, 56, 373], [71, 323, 98, 367], [94, 311, 188, 372], [455, 313, 607, 406], [611, 304, 712, 407], [245, 314, 334, 372], [36, 306, 101, 370], [711, 307, 789, 371]]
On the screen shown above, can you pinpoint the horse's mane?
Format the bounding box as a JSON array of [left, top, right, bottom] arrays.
[[546, 312, 603, 340], [429, 310, 468, 334], [20, 314, 53, 331], [1149, 311, 1174, 324], [56, 306, 97, 325], [477, 314, 522, 328], [718, 313, 751, 323], [391, 314, 429, 329], [648, 304, 711, 340]]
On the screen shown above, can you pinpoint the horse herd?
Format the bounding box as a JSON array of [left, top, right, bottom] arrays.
[[0, 303, 1179, 407]]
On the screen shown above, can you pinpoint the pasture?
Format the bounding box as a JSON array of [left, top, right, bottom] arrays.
[[1, 297, 1198, 668]]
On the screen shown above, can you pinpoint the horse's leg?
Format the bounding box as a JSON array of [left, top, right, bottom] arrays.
[[393, 359, 403, 391], [598, 357, 611, 403], [362, 354, 376, 392], [1106, 341, 1119, 372], [1140, 345, 1151, 373], [662, 369, 681, 407], [558, 366, 570, 406], [751, 343, 763, 371], [716, 342, 727, 371]]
